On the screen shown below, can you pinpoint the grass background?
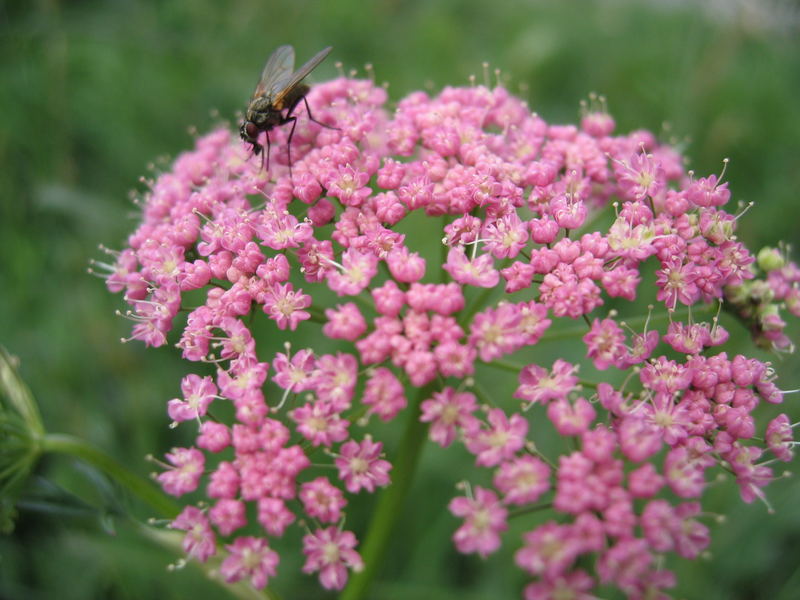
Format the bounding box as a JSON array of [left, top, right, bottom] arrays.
[[1, 0, 799, 598]]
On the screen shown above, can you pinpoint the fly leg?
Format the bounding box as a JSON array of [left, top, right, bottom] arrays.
[[283, 115, 297, 180], [263, 129, 271, 172], [302, 96, 338, 130]]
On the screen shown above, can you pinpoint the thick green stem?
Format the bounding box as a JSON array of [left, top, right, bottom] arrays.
[[340, 383, 434, 600], [41, 433, 180, 518]]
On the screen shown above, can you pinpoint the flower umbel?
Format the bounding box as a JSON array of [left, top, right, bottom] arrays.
[[102, 75, 799, 597]]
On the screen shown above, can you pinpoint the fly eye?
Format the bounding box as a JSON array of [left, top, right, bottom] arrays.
[[245, 122, 259, 139]]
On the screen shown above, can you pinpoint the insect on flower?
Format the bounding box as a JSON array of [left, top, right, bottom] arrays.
[[240, 45, 336, 177]]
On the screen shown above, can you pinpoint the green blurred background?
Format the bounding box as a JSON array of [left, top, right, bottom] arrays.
[[1, 0, 800, 598]]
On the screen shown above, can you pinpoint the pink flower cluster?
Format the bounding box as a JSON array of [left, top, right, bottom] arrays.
[[102, 75, 799, 596]]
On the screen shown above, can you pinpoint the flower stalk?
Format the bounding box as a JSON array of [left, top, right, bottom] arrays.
[[340, 382, 433, 600]]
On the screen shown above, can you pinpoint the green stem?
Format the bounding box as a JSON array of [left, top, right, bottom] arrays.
[[340, 382, 435, 600], [41, 433, 180, 518]]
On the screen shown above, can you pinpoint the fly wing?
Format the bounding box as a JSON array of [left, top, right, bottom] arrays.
[[251, 45, 295, 100], [270, 46, 333, 107]]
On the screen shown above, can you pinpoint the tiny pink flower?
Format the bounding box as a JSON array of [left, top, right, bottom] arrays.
[[469, 302, 525, 361], [220, 536, 279, 590], [290, 401, 350, 447], [209, 498, 247, 536], [547, 397, 597, 436], [627, 463, 664, 498], [523, 570, 595, 600], [371, 279, 406, 317], [302, 527, 364, 591], [271, 348, 317, 392], [207, 461, 240, 499], [323, 303, 367, 341], [597, 538, 653, 592], [300, 477, 347, 523], [326, 249, 378, 296], [515, 521, 580, 579], [170, 505, 216, 562], [386, 247, 426, 282], [256, 497, 295, 537], [362, 367, 407, 422], [157, 447, 205, 496], [583, 318, 626, 370], [420, 388, 480, 447], [464, 408, 528, 467], [449, 486, 508, 558], [335, 436, 392, 493], [196, 421, 231, 452], [765, 413, 794, 462], [514, 359, 578, 406], [262, 282, 311, 330], [167, 374, 217, 423], [493, 455, 551, 505], [615, 151, 665, 201], [442, 246, 499, 288]]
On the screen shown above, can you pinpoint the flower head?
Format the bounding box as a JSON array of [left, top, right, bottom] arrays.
[[103, 75, 799, 598]]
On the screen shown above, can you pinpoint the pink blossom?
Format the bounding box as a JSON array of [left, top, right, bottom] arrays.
[[469, 302, 525, 361], [583, 318, 626, 370], [256, 497, 295, 537], [465, 409, 528, 467], [290, 401, 350, 447], [515, 521, 580, 579], [335, 436, 392, 493], [686, 174, 730, 208], [596, 538, 652, 592], [615, 151, 665, 201], [514, 359, 578, 406], [300, 477, 347, 523], [547, 397, 597, 436], [371, 280, 406, 316], [419, 388, 480, 447], [523, 570, 595, 600], [157, 447, 205, 496], [628, 463, 664, 498], [766, 413, 794, 462], [302, 527, 364, 591], [362, 367, 407, 422], [315, 352, 358, 410], [655, 258, 700, 309], [664, 442, 713, 498], [261, 282, 311, 330], [209, 498, 247, 536], [449, 486, 508, 557], [724, 444, 773, 504], [271, 348, 317, 392], [207, 461, 239, 499], [386, 247, 426, 282], [170, 506, 216, 562], [196, 421, 230, 452], [220, 536, 279, 590], [443, 246, 500, 288], [167, 374, 217, 423], [323, 303, 367, 341], [493, 455, 551, 505], [326, 248, 379, 296], [482, 212, 529, 258]]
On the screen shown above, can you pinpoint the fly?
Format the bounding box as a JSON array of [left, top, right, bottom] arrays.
[[240, 45, 336, 177]]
